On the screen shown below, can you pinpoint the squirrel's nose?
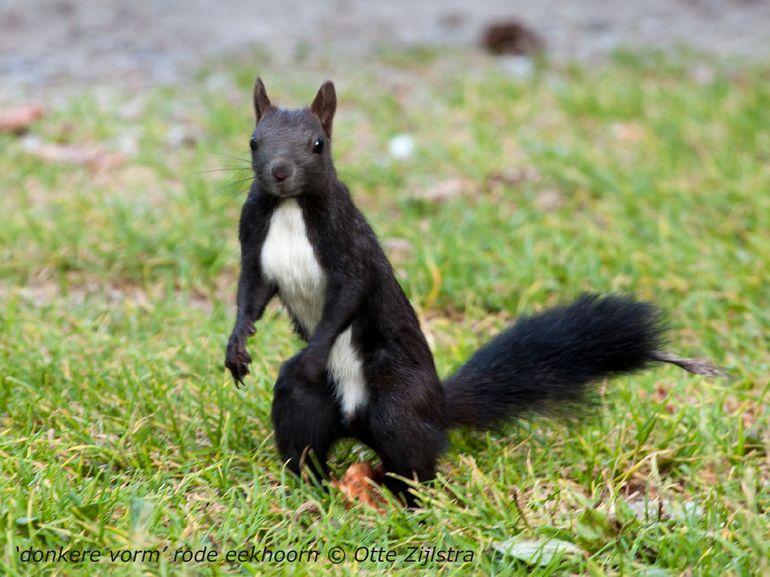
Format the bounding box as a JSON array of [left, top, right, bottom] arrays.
[[271, 162, 293, 182]]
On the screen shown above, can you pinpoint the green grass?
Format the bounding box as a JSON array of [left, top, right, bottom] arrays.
[[1, 49, 768, 576]]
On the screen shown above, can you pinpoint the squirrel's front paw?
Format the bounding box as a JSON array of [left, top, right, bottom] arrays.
[[225, 334, 252, 387]]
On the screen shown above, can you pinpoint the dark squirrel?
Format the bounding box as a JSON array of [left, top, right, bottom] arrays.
[[225, 79, 720, 505]]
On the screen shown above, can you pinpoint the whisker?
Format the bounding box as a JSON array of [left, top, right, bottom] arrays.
[[210, 151, 252, 164], [199, 166, 253, 174], [213, 176, 254, 195]]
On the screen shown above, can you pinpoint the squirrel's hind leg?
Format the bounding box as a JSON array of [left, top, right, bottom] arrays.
[[271, 358, 344, 482], [362, 392, 447, 507]]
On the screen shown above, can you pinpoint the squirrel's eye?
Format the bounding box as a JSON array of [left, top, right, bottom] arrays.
[[249, 135, 258, 151], [312, 137, 325, 154]]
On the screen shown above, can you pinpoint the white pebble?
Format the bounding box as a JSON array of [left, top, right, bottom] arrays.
[[388, 134, 415, 160]]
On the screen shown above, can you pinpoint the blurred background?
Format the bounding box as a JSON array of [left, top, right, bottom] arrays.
[[1, 3, 768, 575], [2, 0, 770, 92]]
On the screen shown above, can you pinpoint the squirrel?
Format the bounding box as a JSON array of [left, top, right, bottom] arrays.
[[225, 78, 721, 506]]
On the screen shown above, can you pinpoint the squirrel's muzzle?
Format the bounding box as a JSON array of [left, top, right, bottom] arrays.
[[270, 161, 295, 183]]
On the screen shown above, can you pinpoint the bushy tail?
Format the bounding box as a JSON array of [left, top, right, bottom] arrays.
[[443, 294, 706, 430]]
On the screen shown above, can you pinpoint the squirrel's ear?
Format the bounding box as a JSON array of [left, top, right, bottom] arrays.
[[253, 77, 273, 122], [311, 80, 337, 136]]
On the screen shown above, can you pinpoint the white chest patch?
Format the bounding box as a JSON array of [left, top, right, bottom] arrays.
[[260, 199, 368, 417]]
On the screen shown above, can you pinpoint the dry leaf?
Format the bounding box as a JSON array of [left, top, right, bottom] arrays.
[[494, 536, 583, 566], [534, 189, 563, 211], [21, 137, 127, 170], [0, 104, 45, 134], [611, 122, 645, 144], [293, 501, 322, 520], [415, 178, 469, 203], [486, 166, 540, 189], [332, 462, 386, 513], [624, 495, 705, 522]]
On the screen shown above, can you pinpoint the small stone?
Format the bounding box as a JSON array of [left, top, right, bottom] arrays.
[[388, 134, 415, 160]]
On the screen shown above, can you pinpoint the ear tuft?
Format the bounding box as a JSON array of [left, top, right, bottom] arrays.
[[311, 81, 337, 136], [253, 77, 273, 122]]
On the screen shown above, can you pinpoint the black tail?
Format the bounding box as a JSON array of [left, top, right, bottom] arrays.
[[443, 294, 666, 430]]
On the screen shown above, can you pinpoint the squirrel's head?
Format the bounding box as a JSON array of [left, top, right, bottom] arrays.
[[249, 78, 337, 198]]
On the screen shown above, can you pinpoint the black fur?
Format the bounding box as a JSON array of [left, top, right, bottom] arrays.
[[224, 79, 683, 505], [443, 295, 664, 430]]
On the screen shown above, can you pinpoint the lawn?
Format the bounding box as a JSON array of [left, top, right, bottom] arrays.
[[1, 49, 768, 576]]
